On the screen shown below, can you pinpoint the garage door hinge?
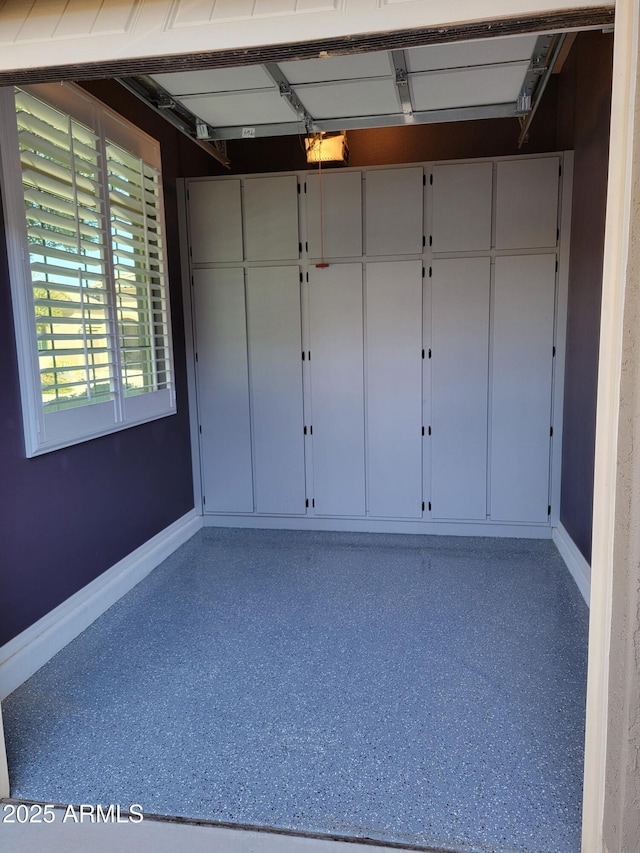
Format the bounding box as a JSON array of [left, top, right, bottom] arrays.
[[298, 183, 301, 194], [203, 495, 206, 506], [429, 235, 433, 247], [299, 242, 302, 253], [422, 267, 425, 278], [548, 505, 551, 516], [304, 426, 307, 435], [312, 499, 315, 508], [306, 272, 309, 282], [305, 241, 308, 252], [199, 425, 202, 434], [304, 182, 307, 193], [428, 349, 432, 359], [300, 272, 303, 283], [556, 228, 560, 241], [306, 499, 309, 508], [559, 164, 562, 176], [428, 426, 432, 435], [555, 259, 559, 272], [428, 501, 432, 511], [429, 267, 432, 278], [302, 351, 305, 360], [550, 426, 553, 437], [189, 246, 192, 258], [422, 348, 425, 359], [422, 426, 425, 436], [422, 235, 426, 248], [553, 345, 556, 357], [422, 501, 425, 511], [195, 352, 198, 362], [430, 174, 433, 185]]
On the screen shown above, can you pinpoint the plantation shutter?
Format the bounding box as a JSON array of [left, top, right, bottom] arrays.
[[16, 89, 114, 413], [1, 82, 175, 455], [106, 141, 171, 400]]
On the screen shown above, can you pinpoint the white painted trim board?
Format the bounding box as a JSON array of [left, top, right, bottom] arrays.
[[552, 523, 591, 605], [0, 510, 203, 701]]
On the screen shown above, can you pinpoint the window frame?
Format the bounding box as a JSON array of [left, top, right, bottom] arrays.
[[0, 81, 176, 457]]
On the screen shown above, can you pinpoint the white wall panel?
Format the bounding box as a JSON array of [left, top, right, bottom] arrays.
[[365, 167, 423, 256], [243, 175, 300, 261], [188, 179, 243, 263], [430, 257, 491, 520], [247, 267, 306, 515], [309, 264, 365, 516], [194, 268, 253, 513], [366, 261, 423, 518], [306, 171, 362, 259], [491, 254, 556, 522], [495, 157, 560, 249], [431, 162, 493, 252]]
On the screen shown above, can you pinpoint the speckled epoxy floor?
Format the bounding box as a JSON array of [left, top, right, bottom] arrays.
[[2, 530, 588, 853]]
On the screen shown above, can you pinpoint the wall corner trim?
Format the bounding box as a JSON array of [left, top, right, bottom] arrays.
[[552, 522, 591, 605], [0, 510, 203, 701]]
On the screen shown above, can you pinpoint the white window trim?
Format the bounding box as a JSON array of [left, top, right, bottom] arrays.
[[0, 82, 176, 457]]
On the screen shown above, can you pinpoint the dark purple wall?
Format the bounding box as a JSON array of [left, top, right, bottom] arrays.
[[0, 81, 222, 646], [558, 32, 614, 563]]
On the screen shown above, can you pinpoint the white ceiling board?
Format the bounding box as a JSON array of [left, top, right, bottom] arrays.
[[295, 78, 399, 119], [178, 90, 297, 125], [406, 35, 538, 72], [410, 62, 529, 111], [280, 51, 393, 84], [151, 66, 274, 95]]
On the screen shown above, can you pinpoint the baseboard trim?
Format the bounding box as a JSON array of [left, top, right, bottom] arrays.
[[0, 510, 203, 700], [203, 514, 552, 539], [552, 522, 591, 605]]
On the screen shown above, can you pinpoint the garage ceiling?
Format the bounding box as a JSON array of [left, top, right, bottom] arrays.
[[122, 32, 559, 145]]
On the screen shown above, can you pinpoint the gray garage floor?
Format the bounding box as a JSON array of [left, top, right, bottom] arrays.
[[2, 529, 589, 853]]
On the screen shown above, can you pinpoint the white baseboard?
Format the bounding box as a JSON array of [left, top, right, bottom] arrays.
[[0, 510, 203, 701], [203, 514, 552, 539], [552, 522, 591, 605]]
